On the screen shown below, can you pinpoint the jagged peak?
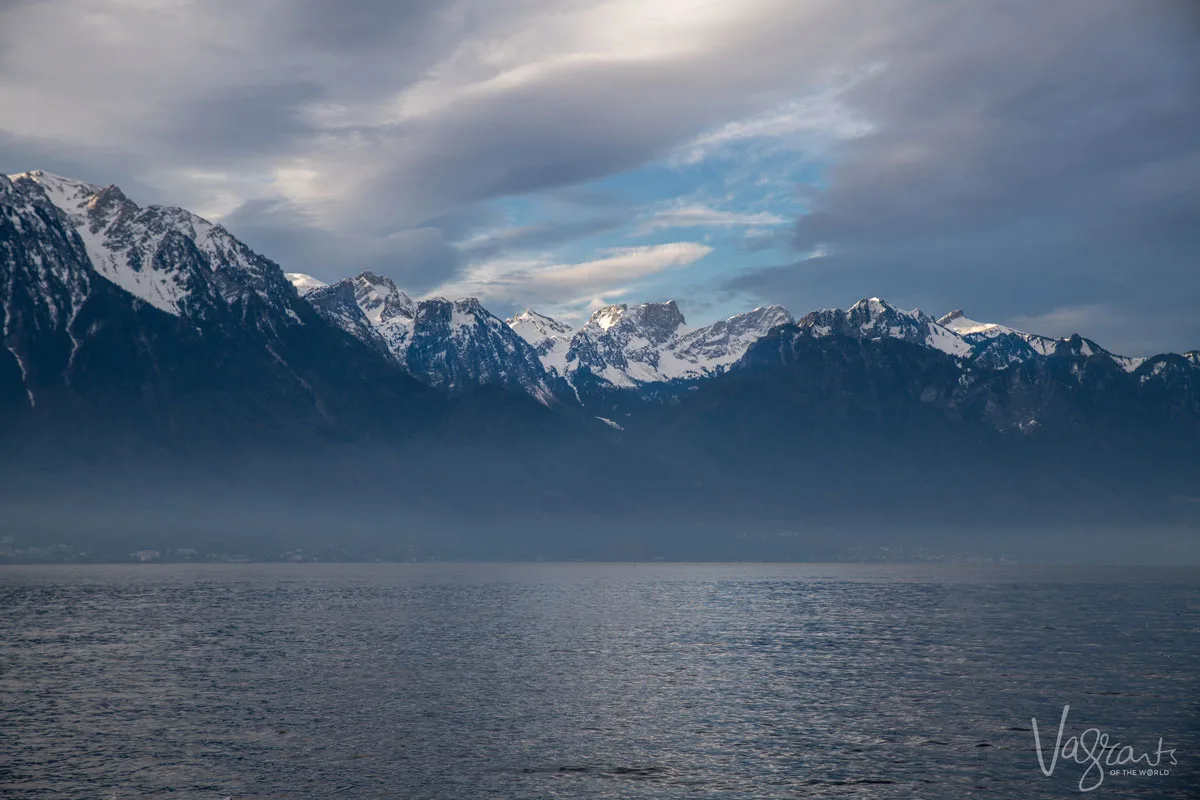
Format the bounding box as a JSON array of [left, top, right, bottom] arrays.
[[352, 271, 413, 302], [354, 270, 395, 288], [586, 303, 628, 331], [938, 309, 966, 326], [1051, 334, 1108, 360], [92, 183, 127, 202], [7, 169, 100, 192], [409, 295, 491, 318], [579, 300, 690, 342], [339, 272, 415, 325], [510, 308, 565, 326], [631, 299, 681, 312], [454, 297, 485, 312], [628, 299, 686, 323], [86, 184, 136, 217], [286, 273, 327, 297], [848, 296, 895, 315], [846, 297, 938, 324], [9, 170, 104, 212], [730, 304, 792, 322]]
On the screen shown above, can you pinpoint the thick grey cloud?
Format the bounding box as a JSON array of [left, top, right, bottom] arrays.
[[285, 0, 447, 51], [161, 82, 325, 164], [727, 0, 1200, 354], [221, 197, 463, 292]]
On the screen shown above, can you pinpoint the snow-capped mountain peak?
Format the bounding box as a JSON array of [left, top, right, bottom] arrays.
[[848, 296, 892, 316], [586, 303, 628, 332], [624, 300, 688, 344], [934, 309, 1150, 372], [8, 170, 299, 320], [304, 272, 554, 400], [11, 172, 187, 315], [563, 300, 691, 387], [799, 297, 972, 357], [509, 309, 573, 337], [286, 273, 327, 296], [553, 299, 792, 389], [507, 309, 574, 376], [352, 271, 416, 325], [664, 305, 794, 378], [582, 300, 687, 342], [8, 171, 103, 214], [937, 309, 1012, 337]]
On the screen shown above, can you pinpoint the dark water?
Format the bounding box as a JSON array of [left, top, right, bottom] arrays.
[[1, 564, 1197, 799]]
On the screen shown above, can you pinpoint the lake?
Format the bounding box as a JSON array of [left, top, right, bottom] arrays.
[[1, 563, 1197, 798]]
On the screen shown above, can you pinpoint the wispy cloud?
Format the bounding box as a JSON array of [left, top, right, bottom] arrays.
[[674, 80, 877, 165], [434, 241, 712, 318], [456, 215, 628, 260], [537, 242, 713, 285], [636, 204, 787, 234]]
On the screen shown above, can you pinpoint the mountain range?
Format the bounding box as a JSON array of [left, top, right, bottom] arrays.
[[2, 170, 1198, 560]]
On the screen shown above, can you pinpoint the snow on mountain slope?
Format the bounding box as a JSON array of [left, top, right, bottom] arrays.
[[286, 273, 327, 296], [939, 308, 1056, 352], [799, 298, 1145, 373], [306, 272, 554, 399], [409, 296, 554, 399], [12, 172, 187, 314], [12, 171, 1188, 416], [563, 301, 690, 387], [515, 301, 794, 389], [352, 272, 418, 360], [799, 297, 973, 357], [506, 309, 574, 375], [937, 309, 1145, 372], [1, 171, 410, 419], [937, 309, 1014, 338], [0, 173, 94, 406], [662, 305, 794, 379], [8, 170, 302, 322]]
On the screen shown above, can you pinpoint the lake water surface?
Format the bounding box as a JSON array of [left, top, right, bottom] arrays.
[[1, 563, 1197, 798]]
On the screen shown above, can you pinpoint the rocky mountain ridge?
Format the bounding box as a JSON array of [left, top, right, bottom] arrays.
[[3, 170, 1199, 546]]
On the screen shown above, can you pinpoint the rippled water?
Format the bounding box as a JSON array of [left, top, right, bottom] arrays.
[[1, 564, 1197, 799]]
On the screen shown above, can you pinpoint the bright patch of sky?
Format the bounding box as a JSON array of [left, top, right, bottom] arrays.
[[445, 130, 831, 325]]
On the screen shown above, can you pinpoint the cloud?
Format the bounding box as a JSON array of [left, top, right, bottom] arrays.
[[220, 196, 463, 292], [0, 0, 867, 224], [538, 242, 712, 285], [438, 241, 712, 318], [457, 215, 629, 261], [673, 82, 877, 165], [722, 0, 1200, 354], [1, 1, 1197, 351], [636, 205, 787, 234]]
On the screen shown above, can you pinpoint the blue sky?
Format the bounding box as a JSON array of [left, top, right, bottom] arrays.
[[438, 137, 827, 324], [1, 0, 1196, 353]]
